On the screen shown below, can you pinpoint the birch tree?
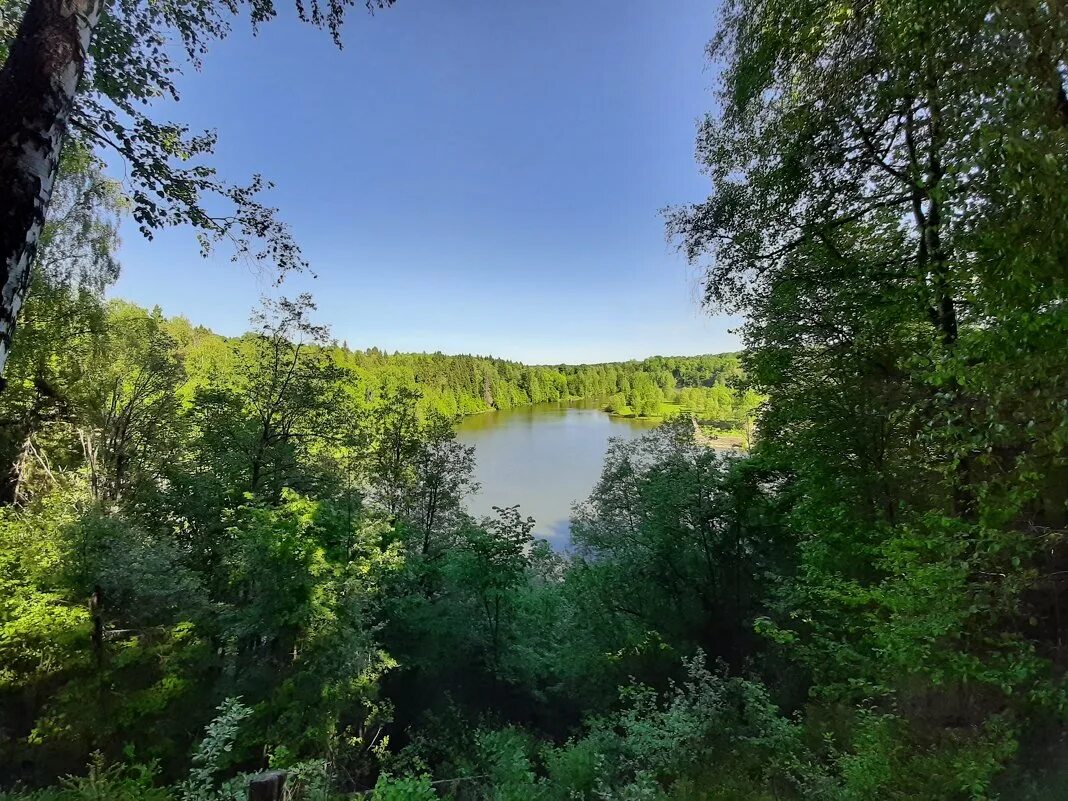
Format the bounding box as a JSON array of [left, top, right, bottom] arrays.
[[0, 0, 395, 379], [0, 0, 105, 383]]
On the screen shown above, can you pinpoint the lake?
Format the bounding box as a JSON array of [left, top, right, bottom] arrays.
[[455, 399, 660, 548]]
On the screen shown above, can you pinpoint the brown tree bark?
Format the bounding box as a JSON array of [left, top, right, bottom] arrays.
[[0, 0, 104, 383]]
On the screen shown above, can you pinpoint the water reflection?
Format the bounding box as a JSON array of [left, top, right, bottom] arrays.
[[455, 400, 658, 549]]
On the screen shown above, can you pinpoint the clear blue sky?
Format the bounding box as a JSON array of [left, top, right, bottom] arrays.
[[109, 0, 739, 364]]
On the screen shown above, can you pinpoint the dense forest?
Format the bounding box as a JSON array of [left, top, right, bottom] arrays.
[[2, 0, 1067, 799], [1, 279, 752, 436]]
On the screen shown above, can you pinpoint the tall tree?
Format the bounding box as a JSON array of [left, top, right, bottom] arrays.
[[669, 0, 1068, 785], [408, 411, 477, 555], [83, 302, 183, 504], [0, 0, 105, 382], [195, 294, 348, 501]]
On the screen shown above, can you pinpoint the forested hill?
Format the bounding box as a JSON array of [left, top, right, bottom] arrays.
[[113, 298, 745, 417], [330, 345, 743, 416]]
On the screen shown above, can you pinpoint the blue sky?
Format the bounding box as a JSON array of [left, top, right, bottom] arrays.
[[109, 0, 739, 364]]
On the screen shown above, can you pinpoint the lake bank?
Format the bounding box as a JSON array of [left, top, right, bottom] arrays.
[[604, 403, 751, 450]]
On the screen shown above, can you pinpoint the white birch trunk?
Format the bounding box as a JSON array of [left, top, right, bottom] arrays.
[[0, 0, 103, 383]]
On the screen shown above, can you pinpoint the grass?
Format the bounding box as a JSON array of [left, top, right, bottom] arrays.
[[604, 400, 751, 449]]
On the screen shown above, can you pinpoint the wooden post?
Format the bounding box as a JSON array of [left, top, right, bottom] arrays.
[[248, 770, 286, 801]]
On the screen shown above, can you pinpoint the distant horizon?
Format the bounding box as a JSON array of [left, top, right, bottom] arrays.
[[113, 293, 740, 368]]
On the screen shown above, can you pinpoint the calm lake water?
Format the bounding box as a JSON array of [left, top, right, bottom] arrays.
[[455, 400, 659, 548]]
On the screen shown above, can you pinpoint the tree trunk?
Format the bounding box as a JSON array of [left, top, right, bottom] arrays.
[[248, 771, 286, 801], [1057, 77, 1068, 127], [0, 0, 103, 382]]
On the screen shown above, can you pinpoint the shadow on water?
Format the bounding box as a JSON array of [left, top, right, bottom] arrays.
[[455, 400, 658, 550]]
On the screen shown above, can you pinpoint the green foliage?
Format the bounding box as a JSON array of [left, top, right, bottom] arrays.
[[569, 421, 787, 668], [0, 753, 171, 801], [471, 729, 542, 801], [664, 0, 1068, 793], [370, 774, 438, 801], [3, 0, 1067, 795], [414, 655, 814, 801], [0, 493, 92, 694], [575, 654, 811, 799], [179, 699, 251, 801], [5, 291, 731, 792]]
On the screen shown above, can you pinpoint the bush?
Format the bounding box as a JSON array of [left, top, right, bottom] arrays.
[[370, 774, 438, 801], [0, 754, 171, 801]]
